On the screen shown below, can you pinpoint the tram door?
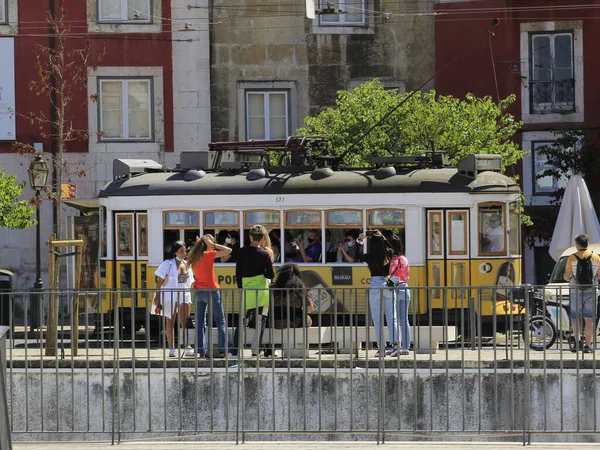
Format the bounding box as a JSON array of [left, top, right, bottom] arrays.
[[426, 210, 470, 312], [114, 212, 149, 309]]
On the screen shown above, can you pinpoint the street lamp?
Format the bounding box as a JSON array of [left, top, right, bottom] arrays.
[[27, 150, 49, 331]]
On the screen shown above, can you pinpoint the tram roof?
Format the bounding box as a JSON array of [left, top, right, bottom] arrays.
[[98, 167, 520, 198]]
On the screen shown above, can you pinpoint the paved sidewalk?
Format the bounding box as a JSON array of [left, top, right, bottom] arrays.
[[11, 442, 600, 450]]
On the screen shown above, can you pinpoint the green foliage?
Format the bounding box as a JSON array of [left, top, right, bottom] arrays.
[[297, 79, 525, 169], [534, 130, 600, 205], [0, 171, 36, 229]]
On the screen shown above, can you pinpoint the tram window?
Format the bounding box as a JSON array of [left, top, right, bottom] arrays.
[[137, 214, 148, 257], [164, 211, 199, 228], [284, 210, 322, 263], [479, 204, 506, 255], [163, 230, 180, 260], [204, 229, 240, 263], [285, 229, 322, 263], [326, 210, 362, 263], [509, 202, 521, 255], [331, 229, 362, 263], [204, 211, 239, 228], [116, 213, 134, 257], [279, 230, 300, 262]]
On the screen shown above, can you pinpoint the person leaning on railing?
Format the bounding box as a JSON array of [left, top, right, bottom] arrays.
[[269, 263, 315, 329]]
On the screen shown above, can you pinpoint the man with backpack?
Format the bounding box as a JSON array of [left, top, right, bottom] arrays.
[[563, 234, 600, 353]]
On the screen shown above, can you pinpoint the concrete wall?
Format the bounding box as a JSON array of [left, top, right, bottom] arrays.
[[7, 368, 600, 442]]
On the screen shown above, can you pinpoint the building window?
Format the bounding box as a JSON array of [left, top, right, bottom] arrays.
[[99, 0, 151, 22], [99, 79, 152, 141], [531, 141, 569, 195], [245, 91, 289, 140], [0, 0, 6, 23], [319, 0, 366, 26], [529, 32, 574, 114]]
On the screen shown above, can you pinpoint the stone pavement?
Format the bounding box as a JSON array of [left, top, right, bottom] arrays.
[[10, 441, 600, 450]]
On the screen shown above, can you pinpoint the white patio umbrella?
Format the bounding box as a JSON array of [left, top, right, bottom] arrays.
[[548, 174, 600, 261]]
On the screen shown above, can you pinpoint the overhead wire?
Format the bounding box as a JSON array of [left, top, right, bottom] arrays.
[[8, 2, 600, 28]]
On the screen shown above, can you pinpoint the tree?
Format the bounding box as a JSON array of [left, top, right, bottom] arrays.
[[525, 129, 600, 244], [12, 4, 102, 278], [0, 171, 36, 229], [297, 79, 525, 169], [10, 4, 103, 356]]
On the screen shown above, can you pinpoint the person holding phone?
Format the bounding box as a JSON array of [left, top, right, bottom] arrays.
[[297, 229, 322, 263], [358, 230, 398, 357]]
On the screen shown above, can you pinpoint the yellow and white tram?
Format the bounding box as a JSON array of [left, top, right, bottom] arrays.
[[97, 138, 522, 334]]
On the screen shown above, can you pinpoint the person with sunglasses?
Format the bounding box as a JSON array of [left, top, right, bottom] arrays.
[[337, 230, 362, 263]]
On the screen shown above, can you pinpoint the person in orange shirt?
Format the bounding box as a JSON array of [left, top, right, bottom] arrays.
[[187, 234, 232, 358]]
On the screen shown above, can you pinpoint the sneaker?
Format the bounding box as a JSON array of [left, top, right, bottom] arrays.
[[569, 337, 583, 353], [169, 348, 176, 358], [183, 347, 195, 357], [226, 353, 238, 359], [391, 348, 410, 357], [583, 345, 593, 354], [263, 350, 279, 358]]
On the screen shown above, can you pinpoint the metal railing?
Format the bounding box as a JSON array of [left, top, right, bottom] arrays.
[[530, 79, 576, 114], [2, 284, 600, 444]]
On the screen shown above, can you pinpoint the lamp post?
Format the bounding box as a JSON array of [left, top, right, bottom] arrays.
[[28, 150, 49, 331]]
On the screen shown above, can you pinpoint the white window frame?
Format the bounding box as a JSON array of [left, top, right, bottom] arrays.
[[318, 0, 366, 26], [530, 141, 570, 196], [98, 0, 151, 23], [520, 21, 583, 124], [99, 78, 153, 142], [88, 0, 161, 33], [237, 81, 298, 141], [522, 131, 573, 205], [245, 90, 289, 140], [313, 0, 373, 35], [0, 0, 18, 35], [529, 32, 574, 115]]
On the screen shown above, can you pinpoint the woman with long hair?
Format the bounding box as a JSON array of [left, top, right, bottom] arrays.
[[187, 234, 232, 358], [153, 241, 194, 358], [358, 230, 398, 357], [388, 236, 411, 356]]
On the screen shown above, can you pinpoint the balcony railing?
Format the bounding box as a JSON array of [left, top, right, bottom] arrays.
[[530, 79, 575, 114]]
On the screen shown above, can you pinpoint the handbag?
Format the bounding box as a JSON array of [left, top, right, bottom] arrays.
[[185, 316, 195, 329]]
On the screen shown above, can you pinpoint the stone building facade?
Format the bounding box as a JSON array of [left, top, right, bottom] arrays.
[[210, 1, 434, 142]]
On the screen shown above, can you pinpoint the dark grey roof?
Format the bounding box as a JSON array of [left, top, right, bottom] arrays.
[[99, 168, 520, 198]]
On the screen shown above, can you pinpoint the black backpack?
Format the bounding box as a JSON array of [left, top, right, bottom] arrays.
[[574, 253, 594, 286]]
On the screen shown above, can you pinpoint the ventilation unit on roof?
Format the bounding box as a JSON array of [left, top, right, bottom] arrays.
[[113, 159, 163, 181], [180, 151, 213, 171], [457, 154, 502, 179]]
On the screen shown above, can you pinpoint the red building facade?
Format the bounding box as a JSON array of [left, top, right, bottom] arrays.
[[0, 0, 210, 288], [434, 0, 600, 283]]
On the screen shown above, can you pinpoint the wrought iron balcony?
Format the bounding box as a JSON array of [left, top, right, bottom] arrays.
[[530, 79, 575, 114]]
